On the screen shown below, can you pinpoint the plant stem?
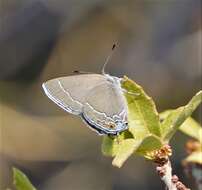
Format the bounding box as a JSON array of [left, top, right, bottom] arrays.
[[156, 159, 191, 190], [157, 160, 177, 190], [162, 161, 177, 190]]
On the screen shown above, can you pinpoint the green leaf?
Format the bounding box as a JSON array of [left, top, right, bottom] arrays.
[[110, 77, 163, 167], [159, 110, 173, 121], [13, 168, 36, 190], [161, 91, 202, 142], [184, 151, 202, 164], [160, 111, 202, 143], [102, 131, 133, 157], [179, 118, 202, 144], [121, 76, 161, 138], [102, 136, 122, 157], [101, 77, 166, 167], [112, 139, 141, 168], [136, 135, 163, 158]]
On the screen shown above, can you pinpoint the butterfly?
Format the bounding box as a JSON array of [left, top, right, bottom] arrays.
[[42, 45, 128, 135]]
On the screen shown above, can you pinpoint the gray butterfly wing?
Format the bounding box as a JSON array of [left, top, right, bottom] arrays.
[[82, 80, 128, 135], [42, 74, 107, 115]]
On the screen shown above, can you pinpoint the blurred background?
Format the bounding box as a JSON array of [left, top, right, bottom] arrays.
[[0, 0, 201, 189]]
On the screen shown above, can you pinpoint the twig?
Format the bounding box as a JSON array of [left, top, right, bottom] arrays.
[[154, 145, 191, 190], [157, 160, 177, 190], [156, 160, 191, 190]]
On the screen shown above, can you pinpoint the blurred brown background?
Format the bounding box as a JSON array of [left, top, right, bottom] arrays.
[[0, 0, 201, 189]]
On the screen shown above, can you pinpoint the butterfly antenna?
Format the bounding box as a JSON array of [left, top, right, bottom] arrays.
[[102, 44, 116, 75]]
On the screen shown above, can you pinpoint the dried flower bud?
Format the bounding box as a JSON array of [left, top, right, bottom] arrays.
[[153, 144, 172, 165]]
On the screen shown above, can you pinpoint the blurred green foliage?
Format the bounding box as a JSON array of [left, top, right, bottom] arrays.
[[12, 168, 36, 190], [160, 110, 202, 164]]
